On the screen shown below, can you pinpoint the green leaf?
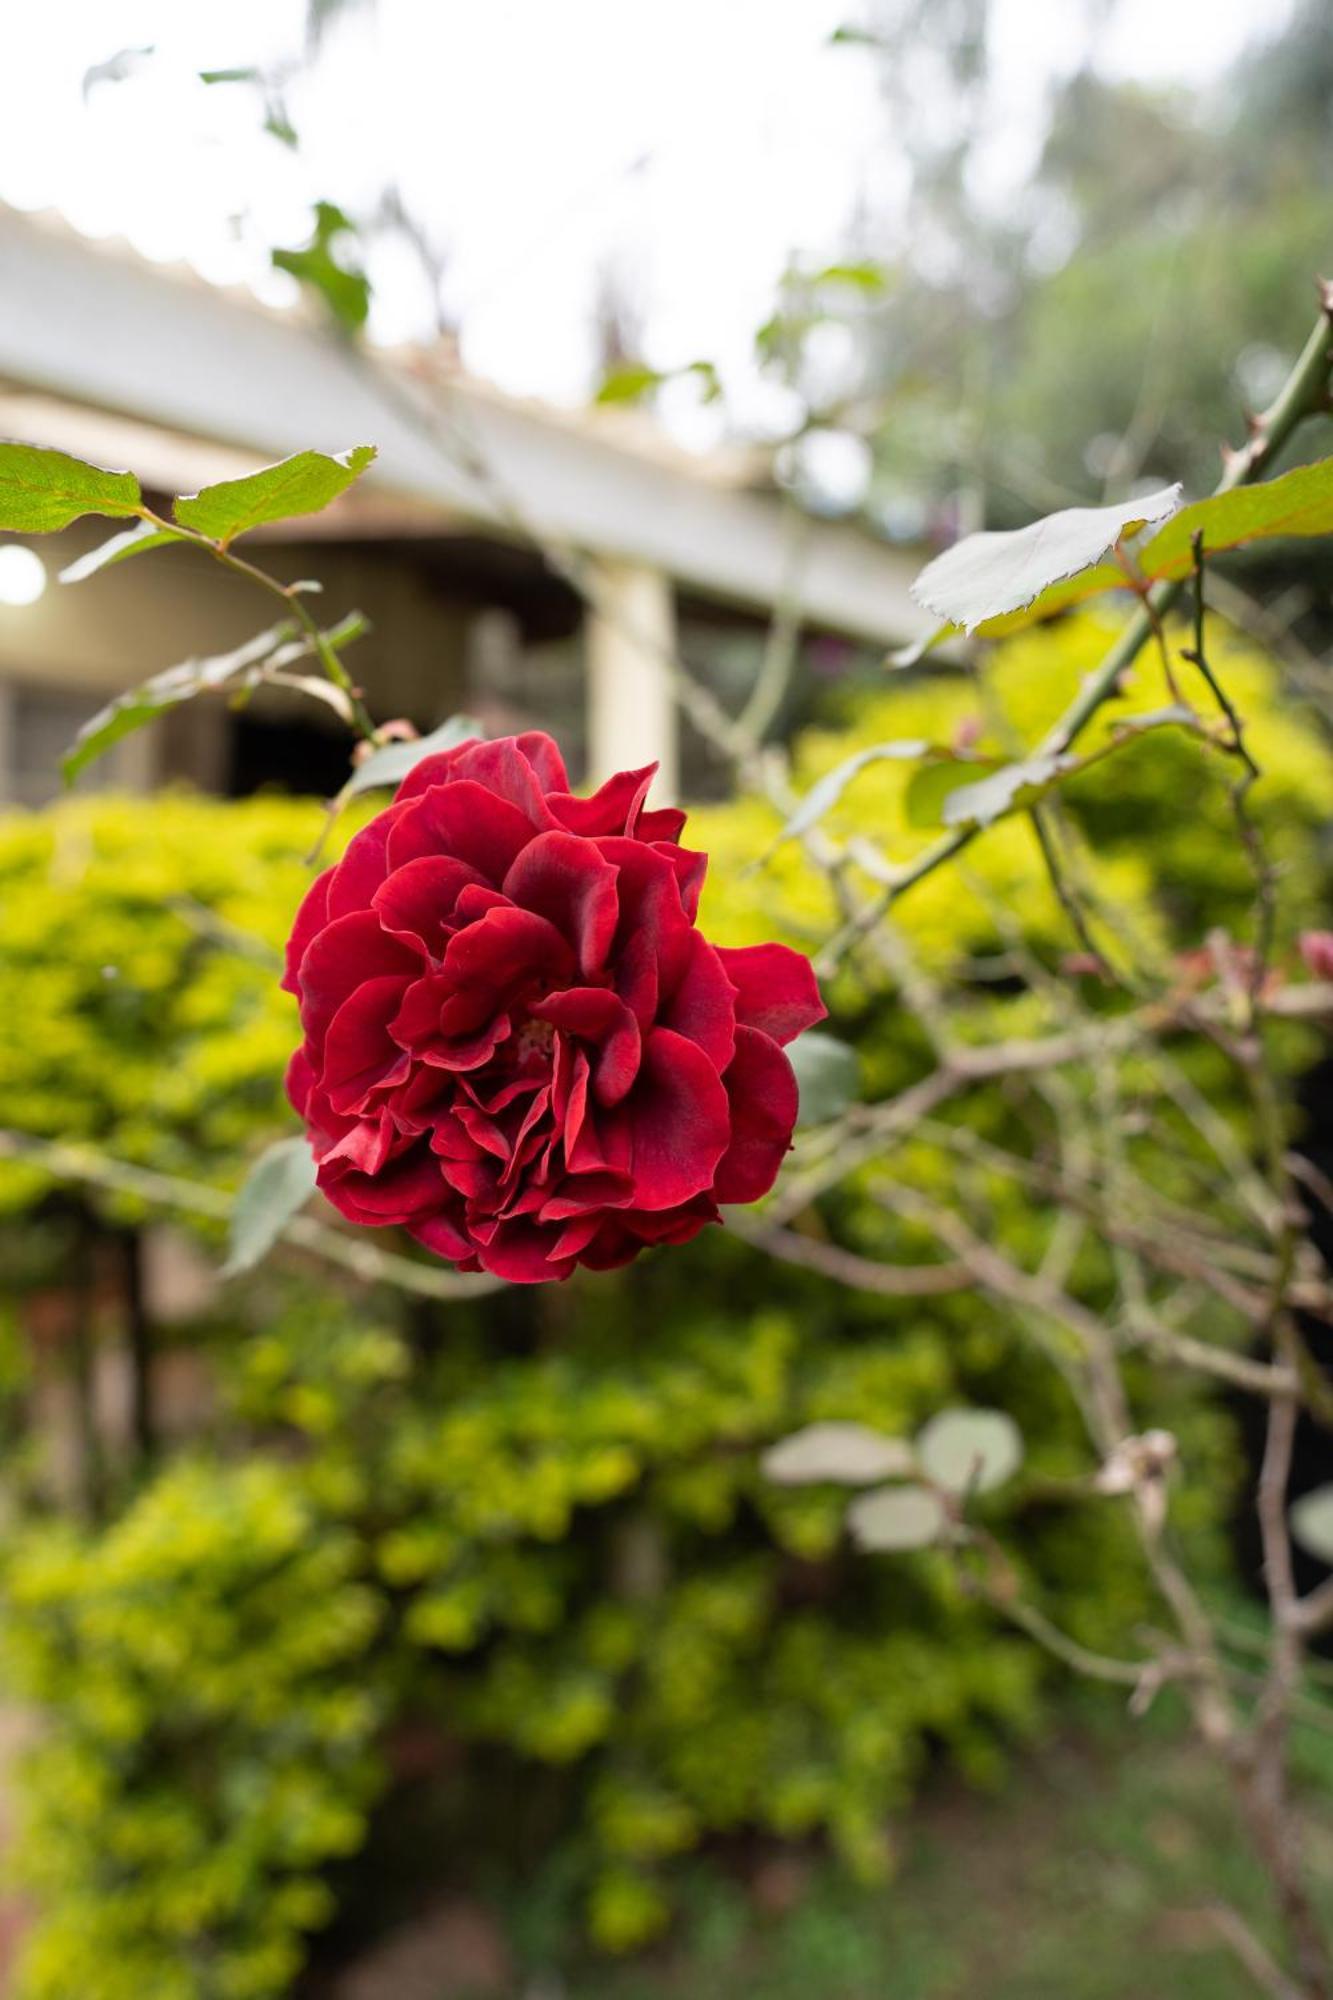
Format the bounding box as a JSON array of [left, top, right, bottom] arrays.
[[911, 485, 1181, 633], [940, 752, 1074, 829], [762, 1423, 916, 1487], [272, 201, 372, 333], [221, 1136, 317, 1278], [903, 752, 995, 830], [174, 445, 376, 546], [59, 520, 190, 583], [925, 459, 1333, 649], [916, 1408, 1023, 1496], [788, 1030, 860, 1127], [777, 741, 930, 846], [0, 442, 141, 533], [1290, 1484, 1333, 1565], [887, 625, 950, 670], [61, 624, 295, 784], [811, 260, 889, 295], [344, 714, 483, 800], [1137, 456, 1333, 579], [596, 363, 667, 407], [846, 1484, 946, 1551]]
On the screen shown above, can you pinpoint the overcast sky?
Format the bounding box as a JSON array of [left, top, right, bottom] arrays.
[[0, 0, 1290, 424]]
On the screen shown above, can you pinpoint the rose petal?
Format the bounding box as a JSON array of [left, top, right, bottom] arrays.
[[408, 1208, 479, 1264], [712, 1026, 799, 1204], [327, 814, 398, 918], [282, 871, 332, 996], [623, 1027, 731, 1210], [447, 738, 562, 827], [714, 943, 826, 1046], [386, 779, 539, 883], [471, 1217, 579, 1283], [319, 1143, 444, 1223], [393, 739, 480, 802], [323, 974, 414, 1115], [659, 931, 736, 1070], [372, 855, 486, 955], [546, 764, 656, 838], [533, 986, 642, 1107], [298, 912, 421, 1046], [596, 837, 694, 1026], [503, 832, 620, 980]]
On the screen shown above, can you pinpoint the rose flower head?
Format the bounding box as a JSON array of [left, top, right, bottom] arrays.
[[283, 733, 825, 1282]]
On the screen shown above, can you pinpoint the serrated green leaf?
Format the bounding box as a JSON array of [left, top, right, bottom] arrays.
[[344, 714, 482, 799], [762, 1423, 916, 1487], [847, 1484, 945, 1551], [940, 752, 1074, 829], [221, 1136, 317, 1278], [1137, 456, 1333, 578], [788, 1030, 860, 1127], [927, 459, 1333, 649], [916, 1408, 1023, 1496], [1290, 1483, 1333, 1565], [912, 485, 1180, 633], [778, 740, 930, 846], [0, 442, 141, 533], [61, 624, 294, 783], [59, 520, 190, 583], [173, 445, 377, 546]]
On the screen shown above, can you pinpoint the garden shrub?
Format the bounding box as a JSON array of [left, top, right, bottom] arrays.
[[0, 612, 1329, 1989]]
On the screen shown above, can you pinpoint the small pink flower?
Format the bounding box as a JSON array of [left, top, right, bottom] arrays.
[[1300, 931, 1333, 982]]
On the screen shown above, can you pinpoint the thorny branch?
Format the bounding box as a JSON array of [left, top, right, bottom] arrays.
[[14, 263, 1333, 1993]]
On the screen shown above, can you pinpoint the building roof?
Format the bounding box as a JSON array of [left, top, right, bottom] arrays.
[[0, 202, 930, 649]]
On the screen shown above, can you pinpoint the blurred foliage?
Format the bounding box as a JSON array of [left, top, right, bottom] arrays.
[[1, 613, 1331, 1992], [760, 0, 1333, 561], [0, 791, 337, 1231]]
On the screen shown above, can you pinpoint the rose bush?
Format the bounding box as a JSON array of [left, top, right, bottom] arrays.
[[284, 732, 825, 1281]]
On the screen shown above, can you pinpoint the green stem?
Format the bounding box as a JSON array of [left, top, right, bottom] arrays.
[[856, 301, 1333, 928], [138, 508, 380, 743]]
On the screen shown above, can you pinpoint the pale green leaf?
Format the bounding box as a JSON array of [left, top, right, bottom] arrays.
[[62, 623, 294, 783], [931, 458, 1333, 648], [344, 714, 483, 799], [174, 444, 377, 545], [940, 752, 1074, 829], [916, 1408, 1023, 1496], [847, 1484, 946, 1551], [762, 1423, 916, 1487], [778, 740, 930, 846], [1290, 1484, 1333, 1565], [60, 520, 190, 583], [788, 1030, 860, 1127], [221, 1136, 317, 1278], [911, 485, 1180, 633], [0, 442, 141, 532]]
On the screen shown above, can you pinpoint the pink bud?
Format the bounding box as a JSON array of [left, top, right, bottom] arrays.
[[1300, 931, 1333, 982]]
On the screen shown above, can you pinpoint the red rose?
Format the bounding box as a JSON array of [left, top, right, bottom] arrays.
[[283, 733, 825, 1282]]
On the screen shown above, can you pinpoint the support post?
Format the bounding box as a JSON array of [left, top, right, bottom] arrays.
[[584, 558, 679, 800]]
